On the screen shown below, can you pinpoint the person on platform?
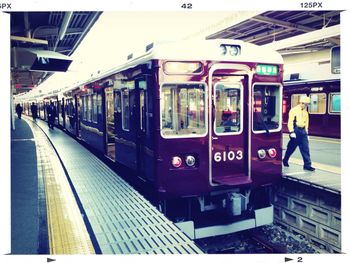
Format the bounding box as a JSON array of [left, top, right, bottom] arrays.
[[47, 101, 57, 129], [283, 96, 315, 171], [30, 102, 38, 121], [15, 103, 23, 119]]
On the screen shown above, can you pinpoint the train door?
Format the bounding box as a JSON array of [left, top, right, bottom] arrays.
[[105, 87, 115, 160], [209, 64, 251, 186], [75, 95, 82, 138]]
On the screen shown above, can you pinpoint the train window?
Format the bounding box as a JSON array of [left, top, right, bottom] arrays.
[[106, 89, 114, 127], [83, 96, 87, 121], [329, 93, 341, 114], [87, 95, 92, 121], [122, 89, 130, 131], [253, 84, 281, 133], [97, 93, 102, 114], [161, 83, 206, 138], [214, 82, 242, 135], [92, 94, 98, 123], [114, 91, 121, 113], [291, 94, 307, 108], [309, 93, 326, 114], [140, 90, 146, 132]]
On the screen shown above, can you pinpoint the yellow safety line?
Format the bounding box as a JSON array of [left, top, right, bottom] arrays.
[[27, 119, 95, 254], [289, 157, 341, 175]]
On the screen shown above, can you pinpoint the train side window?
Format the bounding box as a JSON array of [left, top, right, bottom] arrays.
[[92, 94, 98, 123], [253, 84, 282, 133], [214, 82, 242, 135], [97, 93, 102, 114], [121, 89, 130, 131], [114, 91, 121, 113], [83, 96, 87, 121], [309, 93, 326, 114], [140, 89, 146, 132], [87, 95, 92, 121], [138, 79, 147, 132], [161, 83, 207, 138], [329, 93, 340, 114], [291, 94, 307, 108]]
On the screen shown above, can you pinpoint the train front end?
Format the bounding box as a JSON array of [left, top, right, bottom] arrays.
[[154, 40, 283, 238]]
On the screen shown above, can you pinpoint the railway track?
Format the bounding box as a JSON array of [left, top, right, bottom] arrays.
[[195, 224, 319, 254]]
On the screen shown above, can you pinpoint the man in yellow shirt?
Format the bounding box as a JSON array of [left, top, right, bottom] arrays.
[[283, 96, 315, 171]]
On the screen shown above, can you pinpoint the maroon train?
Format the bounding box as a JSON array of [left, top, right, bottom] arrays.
[[22, 40, 284, 238], [282, 78, 340, 138]]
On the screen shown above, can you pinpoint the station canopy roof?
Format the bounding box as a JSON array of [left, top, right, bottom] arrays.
[[11, 11, 102, 93], [12, 11, 340, 95], [206, 11, 340, 55]]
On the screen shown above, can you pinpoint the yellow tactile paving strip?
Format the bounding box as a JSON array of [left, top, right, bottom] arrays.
[[25, 118, 95, 254]]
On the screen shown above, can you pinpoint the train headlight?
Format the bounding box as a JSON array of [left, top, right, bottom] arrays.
[[171, 156, 182, 168], [220, 45, 227, 55], [267, 148, 277, 158], [185, 155, 196, 167], [220, 44, 241, 56], [229, 45, 240, 56], [257, 149, 266, 159]]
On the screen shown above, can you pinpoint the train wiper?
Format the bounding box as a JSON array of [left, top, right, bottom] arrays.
[[257, 113, 270, 134], [262, 121, 270, 134]]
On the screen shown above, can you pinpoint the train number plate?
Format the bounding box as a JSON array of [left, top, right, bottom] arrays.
[[213, 150, 243, 162]]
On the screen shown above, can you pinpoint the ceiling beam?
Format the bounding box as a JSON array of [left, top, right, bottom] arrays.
[[251, 15, 315, 33], [243, 27, 293, 43], [10, 35, 48, 45], [298, 11, 340, 25], [263, 24, 340, 51], [33, 27, 83, 38]]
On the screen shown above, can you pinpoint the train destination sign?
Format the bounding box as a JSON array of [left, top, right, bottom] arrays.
[[256, 64, 278, 76]]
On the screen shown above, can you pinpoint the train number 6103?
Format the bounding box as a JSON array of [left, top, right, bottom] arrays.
[[214, 150, 243, 162]]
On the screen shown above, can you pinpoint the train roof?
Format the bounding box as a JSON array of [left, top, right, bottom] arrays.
[[140, 39, 283, 63], [20, 39, 284, 100], [81, 39, 284, 84]]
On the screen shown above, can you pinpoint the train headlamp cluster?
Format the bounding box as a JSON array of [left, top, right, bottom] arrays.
[[220, 44, 241, 56], [257, 149, 267, 159], [172, 155, 196, 168], [257, 148, 277, 159], [185, 155, 196, 167]]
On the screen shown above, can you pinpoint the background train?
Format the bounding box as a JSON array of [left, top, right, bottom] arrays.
[[282, 79, 340, 138], [282, 52, 340, 138], [18, 39, 284, 238]]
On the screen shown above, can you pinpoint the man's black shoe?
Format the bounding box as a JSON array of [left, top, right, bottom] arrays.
[[304, 166, 315, 171], [283, 159, 289, 167]]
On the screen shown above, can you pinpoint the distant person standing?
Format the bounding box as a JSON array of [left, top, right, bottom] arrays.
[[47, 101, 57, 129], [30, 102, 38, 121], [15, 103, 23, 119], [283, 96, 315, 171]]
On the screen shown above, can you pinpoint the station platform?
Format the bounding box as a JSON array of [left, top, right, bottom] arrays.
[[11, 116, 202, 255], [282, 134, 341, 194]]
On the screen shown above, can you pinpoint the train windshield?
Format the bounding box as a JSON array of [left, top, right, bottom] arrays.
[[161, 83, 206, 137], [214, 82, 242, 134], [253, 84, 281, 133]]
